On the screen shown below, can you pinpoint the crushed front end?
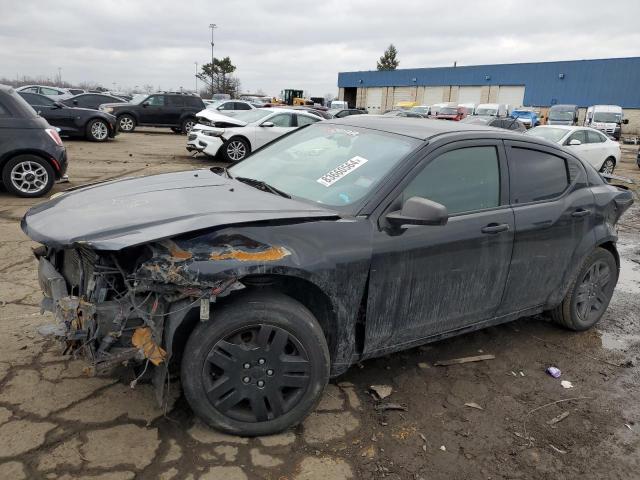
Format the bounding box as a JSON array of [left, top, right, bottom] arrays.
[[34, 241, 241, 385]]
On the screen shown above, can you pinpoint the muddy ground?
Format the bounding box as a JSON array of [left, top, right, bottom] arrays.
[[0, 128, 639, 480]]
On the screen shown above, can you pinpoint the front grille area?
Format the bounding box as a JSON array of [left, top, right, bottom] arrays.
[[61, 247, 97, 295]]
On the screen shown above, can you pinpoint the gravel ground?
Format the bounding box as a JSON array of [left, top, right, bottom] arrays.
[[0, 128, 638, 480]]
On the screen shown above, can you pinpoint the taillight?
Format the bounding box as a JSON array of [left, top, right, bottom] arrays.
[[45, 128, 63, 146]]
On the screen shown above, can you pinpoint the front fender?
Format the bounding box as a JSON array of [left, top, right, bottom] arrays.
[[137, 220, 373, 371]]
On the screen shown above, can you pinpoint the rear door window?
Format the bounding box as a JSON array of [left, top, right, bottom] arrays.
[[20, 93, 54, 107], [296, 114, 320, 127], [235, 102, 252, 110], [508, 146, 569, 204], [269, 114, 294, 127], [146, 95, 165, 106]]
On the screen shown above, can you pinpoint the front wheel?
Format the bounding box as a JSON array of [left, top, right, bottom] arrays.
[[86, 119, 110, 142], [600, 157, 616, 174], [117, 114, 136, 133], [551, 248, 618, 331], [181, 291, 330, 436], [222, 137, 250, 162]]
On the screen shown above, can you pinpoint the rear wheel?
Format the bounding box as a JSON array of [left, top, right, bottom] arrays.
[[600, 157, 616, 174], [551, 248, 618, 331], [181, 118, 196, 134], [2, 154, 55, 198], [117, 114, 136, 132], [86, 119, 109, 142], [181, 291, 330, 436], [222, 137, 250, 162]]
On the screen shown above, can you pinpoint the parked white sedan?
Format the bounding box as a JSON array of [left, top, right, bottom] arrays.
[[526, 125, 620, 173], [187, 108, 321, 161]]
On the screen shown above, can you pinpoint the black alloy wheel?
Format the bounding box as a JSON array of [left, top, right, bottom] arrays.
[[181, 291, 329, 436], [203, 324, 311, 423]]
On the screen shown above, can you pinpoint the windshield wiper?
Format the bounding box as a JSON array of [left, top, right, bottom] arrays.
[[235, 176, 291, 198]]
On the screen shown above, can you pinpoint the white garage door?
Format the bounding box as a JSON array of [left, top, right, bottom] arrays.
[[392, 87, 415, 105], [498, 86, 525, 108], [366, 88, 383, 113], [458, 86, 482, 104], [422, 87, 444, 105]]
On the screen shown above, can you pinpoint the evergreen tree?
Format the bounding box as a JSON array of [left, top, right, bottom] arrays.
[[377, 44, 399, 71]]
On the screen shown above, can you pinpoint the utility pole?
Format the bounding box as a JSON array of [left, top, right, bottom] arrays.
[[57, 67, 62, 86], [209, 24, 217, 97], [194, 61, 198, 94]]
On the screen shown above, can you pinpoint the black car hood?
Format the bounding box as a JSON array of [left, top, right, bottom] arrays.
[[22, 169, 339, 251]]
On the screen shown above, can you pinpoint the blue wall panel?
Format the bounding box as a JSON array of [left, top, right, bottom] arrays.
[[338, 58, 640, 107]]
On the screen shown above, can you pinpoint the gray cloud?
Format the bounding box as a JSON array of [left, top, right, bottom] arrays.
[[1, 0, 639, 96]]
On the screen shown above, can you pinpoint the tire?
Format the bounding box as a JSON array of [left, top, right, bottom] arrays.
[[171, 127, 182, 134], [222, 137, 250, 162], [86, 118, 110, 142], [181, 291, 330, 436], [181, 118, 196, 134], [117, 114, 136, 133], [551, 248, 618, 331], [600, 157, 616, 174], [2, 154, 55, 198]]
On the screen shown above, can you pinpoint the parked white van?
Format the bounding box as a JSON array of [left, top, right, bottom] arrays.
[[474, 103, 508, 117], [458, 103, 477, 116], [584, 105, 628, 140], [329, 100, 348, 110], [429, 102, 456, 117]]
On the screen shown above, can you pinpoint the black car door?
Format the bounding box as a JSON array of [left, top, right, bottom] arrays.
[[138, 94, 166, 124], [496, 140, 596, 314], [19, 93, 76, 134], [364, 140, 514, 354], [165, 95, 185, 125]]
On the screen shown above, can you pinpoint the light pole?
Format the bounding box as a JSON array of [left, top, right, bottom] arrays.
[[194, 61, 198, 94], [209, 23, 217, 97]]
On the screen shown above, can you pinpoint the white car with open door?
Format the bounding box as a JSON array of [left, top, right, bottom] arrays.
[[187, 108, 322, 161], [526, 125, 620, 174]]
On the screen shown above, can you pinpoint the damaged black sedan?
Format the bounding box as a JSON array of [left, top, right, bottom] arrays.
[[23, 116, 633, 436]]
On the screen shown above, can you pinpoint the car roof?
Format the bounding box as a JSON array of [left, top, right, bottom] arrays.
[[0, 84, 14, 94], [325, 115, 497, 139], [533, 125, 581, 131]]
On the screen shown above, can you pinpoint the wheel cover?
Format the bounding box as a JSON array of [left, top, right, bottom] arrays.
[[227, 141, 246, 161], [120, 117, 134, 131], [575, 260, 612, 323], [601, 159, 615, 174], [91, 121, 108, 140], [202, 324, 311, 423], [10, 160, 49, 194], [184, 121, 195, 132]]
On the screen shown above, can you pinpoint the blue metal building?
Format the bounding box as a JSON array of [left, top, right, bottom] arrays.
[[338, 57, 640, 108]]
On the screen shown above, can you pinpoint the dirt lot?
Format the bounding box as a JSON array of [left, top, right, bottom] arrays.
[[0, 129, 639, 480]]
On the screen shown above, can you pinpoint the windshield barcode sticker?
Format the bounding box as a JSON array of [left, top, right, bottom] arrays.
[[317, 156, 368, 187]]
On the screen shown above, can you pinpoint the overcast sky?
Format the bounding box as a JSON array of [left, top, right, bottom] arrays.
[[1, 0, 639, 96]]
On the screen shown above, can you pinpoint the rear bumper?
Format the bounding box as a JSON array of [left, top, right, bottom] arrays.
[[52, 146, 68, 179]]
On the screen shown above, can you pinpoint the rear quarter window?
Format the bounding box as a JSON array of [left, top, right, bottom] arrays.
[[508, 147, 569, 204]]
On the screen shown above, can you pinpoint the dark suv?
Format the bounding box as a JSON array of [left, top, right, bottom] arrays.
[[100, 93, 205, 134], [0, 85, 67, 197]]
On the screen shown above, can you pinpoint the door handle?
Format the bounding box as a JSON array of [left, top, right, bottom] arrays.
[[481, 223, 510, 234], [571, 208, 591, 218]]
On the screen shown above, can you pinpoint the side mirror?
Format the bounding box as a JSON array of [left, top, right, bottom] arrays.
[[623, 119, 629, 125], [569, 139, 581, 146], [53, 102, 64, 109], [142, 102, 149, 107], [261, 121, 275, 127], [386, 197, 448, 227]]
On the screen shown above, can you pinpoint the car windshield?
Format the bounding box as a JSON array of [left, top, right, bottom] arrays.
[[410, 107, 429, 114], [512, 111, 532, 118], [475, 108, 497, 116], [526, 127, 567, 143], [593, 112, 622, 123], [129, 94, 148, 105], [439, 107, 457, 115], [229, 124, 420, 207], [549, 110, 574, 121], [233, 109, 272, 123]]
